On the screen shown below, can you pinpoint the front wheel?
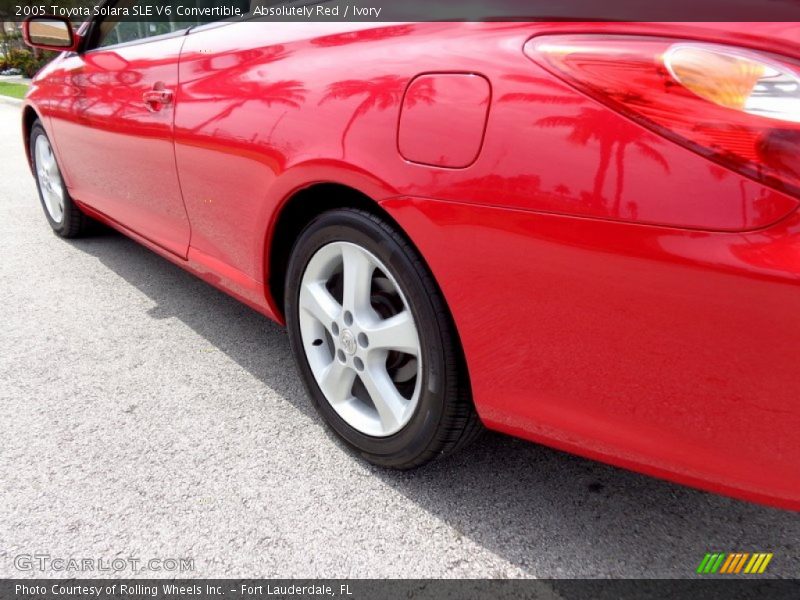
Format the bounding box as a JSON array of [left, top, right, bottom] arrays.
[[285, 208, 482, 469], [30, 120, 91, 238]]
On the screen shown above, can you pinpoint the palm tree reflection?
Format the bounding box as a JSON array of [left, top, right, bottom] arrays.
[[499, 74, 585, 106], [320, 75, 435, 158], [190, 79, 307, 132], [537, 108, 669, 216]]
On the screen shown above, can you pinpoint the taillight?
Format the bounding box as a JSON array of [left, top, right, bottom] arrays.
[[526, 35, 800, 199]]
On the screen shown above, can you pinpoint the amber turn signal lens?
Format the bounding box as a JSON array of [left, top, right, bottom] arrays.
[[664, 44, 800, 122]]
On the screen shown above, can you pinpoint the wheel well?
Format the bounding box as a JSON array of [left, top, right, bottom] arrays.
[[268, 183, 401, 317], [268, 182, 476, 421], [22, 106, 39, 172]]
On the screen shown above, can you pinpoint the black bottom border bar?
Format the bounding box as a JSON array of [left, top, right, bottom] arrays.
[[4, 579, 800, 600]]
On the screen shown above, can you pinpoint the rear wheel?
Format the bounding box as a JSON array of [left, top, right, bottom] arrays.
[[285, 208, 482, 468], [30, 121, 91, 238]]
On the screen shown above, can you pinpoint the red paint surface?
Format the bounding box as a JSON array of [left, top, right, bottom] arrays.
[[382, 196, 800, 510], [24, 20, 800, 510]]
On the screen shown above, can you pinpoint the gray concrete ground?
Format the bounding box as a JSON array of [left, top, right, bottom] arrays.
[[0, 103, 798, 579]]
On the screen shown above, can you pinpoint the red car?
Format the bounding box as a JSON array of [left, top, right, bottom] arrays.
[[21, 10, 800, 510]]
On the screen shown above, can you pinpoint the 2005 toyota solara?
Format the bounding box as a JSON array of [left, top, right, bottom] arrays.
[[20, 5, 800, 510]]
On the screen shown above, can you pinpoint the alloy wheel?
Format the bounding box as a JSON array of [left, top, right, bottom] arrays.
[[298, 241, 422, 437], [34, 135, 65, 224]]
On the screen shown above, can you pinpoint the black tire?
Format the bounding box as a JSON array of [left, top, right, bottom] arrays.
[[285, 208, 482, 468], [30, 120, 91, 238]]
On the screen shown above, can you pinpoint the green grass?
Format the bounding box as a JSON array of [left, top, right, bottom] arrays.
[[0, 81, 29, 100]]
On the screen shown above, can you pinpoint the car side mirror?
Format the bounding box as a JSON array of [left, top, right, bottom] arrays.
[[23, 17, 80, 52]]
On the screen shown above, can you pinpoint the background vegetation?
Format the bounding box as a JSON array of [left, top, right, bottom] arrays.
[[0, 1, 98, 77]]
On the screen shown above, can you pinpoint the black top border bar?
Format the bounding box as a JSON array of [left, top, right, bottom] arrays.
[[2, 0, 800, 22]]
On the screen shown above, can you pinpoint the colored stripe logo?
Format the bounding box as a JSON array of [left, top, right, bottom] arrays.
[[696, 552, 773, 574]]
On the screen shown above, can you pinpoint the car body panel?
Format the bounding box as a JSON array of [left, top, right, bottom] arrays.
[[165, 21, 800, 289], [382, 195, 800, 510], [22, 19, 800, 510], [33, 34, 191, 257]]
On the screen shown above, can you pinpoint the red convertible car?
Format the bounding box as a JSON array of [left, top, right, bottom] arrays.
[[21, 8, 800, 510]]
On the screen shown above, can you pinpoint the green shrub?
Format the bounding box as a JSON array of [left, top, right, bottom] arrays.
[[1, 48, 57, 78]]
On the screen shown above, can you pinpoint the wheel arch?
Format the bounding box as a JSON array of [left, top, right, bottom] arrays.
[[267, 183, 405, 319], [22, 104, 43, 174]]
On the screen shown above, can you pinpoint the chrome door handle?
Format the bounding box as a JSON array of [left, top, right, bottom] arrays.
[[143, 88, 173, 111]]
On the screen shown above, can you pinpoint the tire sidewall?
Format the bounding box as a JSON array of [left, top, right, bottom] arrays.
[[285, 210, 449, 465]]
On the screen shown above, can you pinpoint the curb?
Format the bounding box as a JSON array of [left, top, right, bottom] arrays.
[[0, 76, 33, 85], [0, 95, 23, 108]]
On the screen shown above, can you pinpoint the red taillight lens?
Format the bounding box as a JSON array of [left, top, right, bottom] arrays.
[[526, 35, 800, 199]]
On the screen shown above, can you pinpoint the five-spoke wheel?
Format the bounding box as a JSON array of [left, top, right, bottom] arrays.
[[34, 134, 65, 225], [30, 120, 91, 238], [285, 208, 482, 468], [299, 241, 422, 437]]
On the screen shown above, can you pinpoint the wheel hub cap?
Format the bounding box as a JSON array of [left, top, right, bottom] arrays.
[[340, 329, 357, 355]]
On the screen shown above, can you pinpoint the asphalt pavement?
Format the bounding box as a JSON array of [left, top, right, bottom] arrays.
[[1, 103, 798, 579]]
